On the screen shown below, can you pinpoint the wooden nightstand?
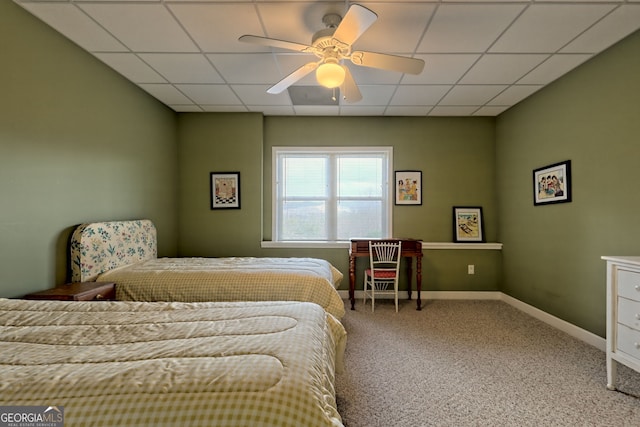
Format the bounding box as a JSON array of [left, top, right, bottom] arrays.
[[24, 282, 116, 301]]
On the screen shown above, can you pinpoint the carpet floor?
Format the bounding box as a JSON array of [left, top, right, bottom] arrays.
[[335, 299, 640, 427]]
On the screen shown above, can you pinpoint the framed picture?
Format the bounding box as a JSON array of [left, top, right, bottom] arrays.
[[395, 170, 422, 205], [210, 172, 240, 209], [453, 206, 484, 243], [533, 160, 571, 206]]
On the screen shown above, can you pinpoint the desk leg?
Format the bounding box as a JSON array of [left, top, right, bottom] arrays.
[[349, 254, 356, 310], [406, 257, 413, 300], [416, 256, 422, 311]]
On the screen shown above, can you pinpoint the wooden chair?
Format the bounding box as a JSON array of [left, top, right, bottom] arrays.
[[363, 241, 402, 312]]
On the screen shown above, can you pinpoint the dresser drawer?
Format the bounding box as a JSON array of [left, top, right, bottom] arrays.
[[617, 297, 640, 330], [617, 323, 640, 358], [617, 269, 640, 302]]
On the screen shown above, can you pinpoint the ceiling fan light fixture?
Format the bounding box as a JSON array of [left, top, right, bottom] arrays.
[[241, 4, 420, 103], [316, 61, 345, 89]]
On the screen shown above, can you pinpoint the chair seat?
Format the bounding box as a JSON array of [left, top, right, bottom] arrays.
[[365, 268, 397, 279]]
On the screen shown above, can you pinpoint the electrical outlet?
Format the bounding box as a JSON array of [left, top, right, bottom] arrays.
[[468, 265, 475, 275]]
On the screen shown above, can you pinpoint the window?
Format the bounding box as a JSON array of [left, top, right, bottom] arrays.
[[273, 147, 392, 242]]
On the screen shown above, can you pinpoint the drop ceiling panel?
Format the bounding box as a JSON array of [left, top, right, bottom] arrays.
[[355, 85, 397, 105], [385, 106, 431, 116], [176, 84, 242, 105], [139, 54, 223, 84], [12, 0, 640, 116], [439, 85, 508, 106], [473, 105, 510, 116], [139, 84, 194, 105], [487, 85, 544, 106], [168, 3, 264, 53], [257, 2, 332, 42], [460, 54, 549, 84], [94, 53, 166, 84], [390, 85, 451, 106], [418, 4, 526, 53], [208, 53, 283, 84], [354, 2, 436, 53], [518, 54, 592, 84], [18, 3, 127, 52], [489, 4, 618, 53], [429, 106, 481, 116], [404, 54, 481, 84], [561, 5, 640, 53], [77, 3, 199, 52], [201, 105, 248, 113]]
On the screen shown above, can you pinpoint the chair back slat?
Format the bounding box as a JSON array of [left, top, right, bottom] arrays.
[[369, 241, 402, 273]]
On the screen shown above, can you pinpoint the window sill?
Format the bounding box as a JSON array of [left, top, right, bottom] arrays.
[[261, 241, 503, 250]]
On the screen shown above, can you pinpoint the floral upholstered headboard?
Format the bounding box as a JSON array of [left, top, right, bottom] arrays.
[[70, 219, 157, 282]]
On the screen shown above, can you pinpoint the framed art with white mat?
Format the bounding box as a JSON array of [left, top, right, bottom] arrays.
[[395, 170, 422, 205], [453, 206, 484, 243], [533, 160, 571, 206]]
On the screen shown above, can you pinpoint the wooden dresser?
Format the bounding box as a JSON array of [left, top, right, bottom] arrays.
[[602, 256, 640, 390], [24, 282, 116, 301]]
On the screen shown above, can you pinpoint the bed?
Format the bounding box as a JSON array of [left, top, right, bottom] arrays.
[[0, 298, 346, 427], [70, 219, 345, 319]]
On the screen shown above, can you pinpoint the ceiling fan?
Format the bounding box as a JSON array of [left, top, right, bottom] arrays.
[[239, 4, 425, 103]]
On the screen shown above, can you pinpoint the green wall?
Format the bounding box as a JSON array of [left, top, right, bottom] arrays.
[[177, 113, 264, 256], [496, 29, 640, 336], [0, 1, 179, 297], [177, 114, 501, 292], [263, 116, 501, 291], [262, 116, 498, 242]]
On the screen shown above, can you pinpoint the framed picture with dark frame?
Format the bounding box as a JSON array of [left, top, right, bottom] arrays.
[[453, 206, 485, 243], [395, 170, 422, 205], [533, 160, 571, 206], [210, 172, 240, 209]]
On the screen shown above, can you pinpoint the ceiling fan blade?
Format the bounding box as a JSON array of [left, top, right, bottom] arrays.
[[351, 51, 425, 75], [239, 35, 313, 53], [332, 4, 377, 47], [340, 66, 362, 103], [267, 62, 319, 94]]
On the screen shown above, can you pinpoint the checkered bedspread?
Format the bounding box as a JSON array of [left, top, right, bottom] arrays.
[[0, 299, 345, 427], [100, 257, 345, 319]]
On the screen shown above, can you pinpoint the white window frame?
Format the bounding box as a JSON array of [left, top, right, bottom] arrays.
[[271, 146, 393, 245]]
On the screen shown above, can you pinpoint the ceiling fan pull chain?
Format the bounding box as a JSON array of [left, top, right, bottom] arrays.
[[332, 88, 337, 102]]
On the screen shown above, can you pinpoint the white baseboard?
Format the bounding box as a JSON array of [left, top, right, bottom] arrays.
[[339, 290, 606, 351], [499, 293, 605, 351]]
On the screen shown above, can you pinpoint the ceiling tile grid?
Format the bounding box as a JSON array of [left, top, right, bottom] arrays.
[[13, 0, 640, 116]]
